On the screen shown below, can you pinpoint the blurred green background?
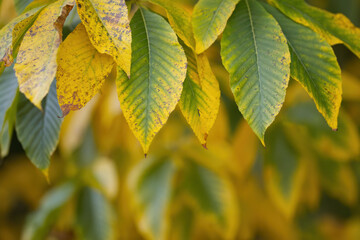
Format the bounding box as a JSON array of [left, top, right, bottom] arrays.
[[0, 0, 360, 239]]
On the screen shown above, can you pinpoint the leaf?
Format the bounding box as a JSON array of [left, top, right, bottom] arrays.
[[116, 9, 187, 153], [264, 123, 306, 218], [269, 0, 360, 58], [75, 0, 131, 75], [15, 80, 63, 170], [0, 7, 42, 67], [148, 0, 195, 50], [14, 0, 74, 109], [181, 160, 238, 239], [14, 0, 33, 14], [128, 157, 176, 240], [22, 181, 77, 240], [221, 0, 291, 144], [192, 0, 240, 53], [56, 23, 115, 116], [0, 66, 18, 157], [77, 187, 115, 240], [262, 3, 342, 130], [179, 44, 220, 146]]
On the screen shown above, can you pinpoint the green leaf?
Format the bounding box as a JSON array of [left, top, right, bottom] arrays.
[[179, 43, 220, 146], [128, 157, 176, 240], [192, 0, 240, 53], [0, 66, 18, 157], [22, 181, 77, 240], [148, 0, 195, 50], [0, 6, 42, 67], [269, 0, 360, 58], [77, 187, 115, 240], [264, 123, 305, 218], [116, 8, 187, 153], [221, 0, 290, 144], [182, 159, 237, 238], [75, 0, 131, 75], [15, 80, 63, 170], [14, 0, 33, 14], [262, 3, 342, 130]]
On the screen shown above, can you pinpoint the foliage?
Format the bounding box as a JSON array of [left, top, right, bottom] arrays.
[[0, 0, 359, 239]]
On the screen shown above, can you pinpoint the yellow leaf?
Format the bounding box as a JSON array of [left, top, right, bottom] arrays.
[[56, 23, 115, 116], [14, 0, 75, 109], [149, 0, 196, 50], [179, 45, 220, 146], [0, 7, 42, 66], [76, 0, 131, 75]]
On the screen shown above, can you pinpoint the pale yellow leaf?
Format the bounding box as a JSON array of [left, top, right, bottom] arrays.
[[14, 0, 75, 109], [56, 23, 115, 116]]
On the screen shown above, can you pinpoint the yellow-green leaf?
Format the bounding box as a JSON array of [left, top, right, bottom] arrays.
[[221, 0, 291, 144], [14, 0, 75, 109], [192, 0, 240, 54], [179, 44, 220, 146], [116, 9, 187, 153], [76, 0, 131, 75], [128, 157, 176, 240], [263, 3, 342, 130], [0, 7, 42, 66], [269, 0, 360, 58], [148, 0, 195, 50], [56, 23, 115, 116]]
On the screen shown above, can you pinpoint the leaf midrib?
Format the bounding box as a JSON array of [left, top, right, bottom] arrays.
[[245, 0, 263, 118], [140, 8, 152, 149]]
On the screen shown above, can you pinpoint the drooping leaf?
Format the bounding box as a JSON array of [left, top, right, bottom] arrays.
[[22, 181, 77, 240], [14, 0, 74, 109], [221, 0, 290, 144], [264, 123, 306, 218], [14, 0, 33, 14], [179, 44, 220, 146], [181, 159, 238, 239], [269, 0, 360, 58], [262, 3, 342, 130], [192, 0, 240, 53], [77, 187, 115, 240], [15, 81, 63, 170], [56, 23, 115, 116], [0, 66, 18, 157], [128, 157, 176, 240], [0, 6, 42, 67], [148, 0, 195, 50], [116, 9, 187, 153], [75, 0, 131, 75]]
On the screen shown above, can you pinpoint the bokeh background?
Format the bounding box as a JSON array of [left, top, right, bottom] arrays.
[[0, 0, 360, 239]]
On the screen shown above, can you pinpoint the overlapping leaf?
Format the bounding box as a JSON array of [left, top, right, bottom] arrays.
[[192, 0, 240, 53], [22, 182, 77, 240], [76, 0, 131, 75], [116, 8, 187, 153], [179, 44, 220, 146], [0, 6, 42, 68], [269, 0, 360, 58], [148, 0, 195, 50], [0, 66, 18, 157], [14, 0, 74, 109], [56, 23, 115, 116], [128, 157, 175, 240], [15, 81, 63, 170], [77, 187, 115, 240], [263, 3, 342, 130], [221, 0, 290, 144]]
